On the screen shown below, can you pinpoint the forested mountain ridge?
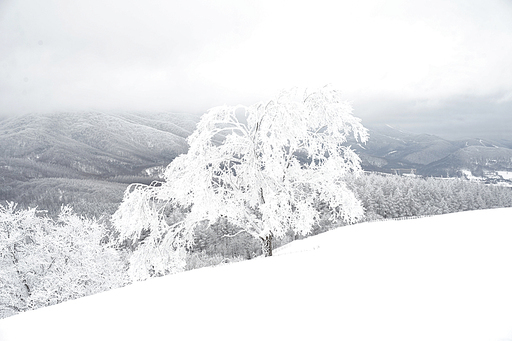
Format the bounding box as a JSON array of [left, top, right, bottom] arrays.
[[1, 113, 511, 216], [353, 124, 512, 179], [0, 112, 201, 216], [0, 111, 198, 179]]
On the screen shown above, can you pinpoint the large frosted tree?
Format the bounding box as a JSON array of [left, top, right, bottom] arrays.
[[114, 87, 368, 271]]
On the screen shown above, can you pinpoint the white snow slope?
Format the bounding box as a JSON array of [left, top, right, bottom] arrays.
[[1, 208, 512, 341]]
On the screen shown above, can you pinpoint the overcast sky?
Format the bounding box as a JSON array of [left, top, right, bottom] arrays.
[[1, 0, 511, 139]]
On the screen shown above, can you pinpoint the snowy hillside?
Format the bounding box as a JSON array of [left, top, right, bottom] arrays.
[[1, 208, 512, 341]]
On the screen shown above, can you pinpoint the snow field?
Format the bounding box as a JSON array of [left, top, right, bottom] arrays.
[[1, 208, 512, 341]]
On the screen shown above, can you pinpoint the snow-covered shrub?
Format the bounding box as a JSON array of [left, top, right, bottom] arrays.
[[112, 184, 190, 281], [0, 203, 128, 318]]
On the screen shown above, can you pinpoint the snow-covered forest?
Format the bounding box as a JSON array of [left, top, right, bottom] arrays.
[[2, 145, 512, 318], [2, 88, 512, 319], [2, 0, 512, 337], [350, 172, 512, 219], [2, 208, 512, 341]]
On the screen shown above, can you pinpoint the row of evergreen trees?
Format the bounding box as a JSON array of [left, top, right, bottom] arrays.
[[348, 173, 512, 220]]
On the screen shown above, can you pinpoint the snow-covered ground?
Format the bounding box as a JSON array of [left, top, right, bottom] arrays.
[[1, 208, 512, 341], [498, 171, 512, 181], [460, 169, 485, 182]]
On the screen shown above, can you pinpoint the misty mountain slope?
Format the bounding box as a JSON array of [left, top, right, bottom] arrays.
[[401, 134, 459, 165], [116, 112, 200, 139], [356, 124, 512, 176], [0, 112, 201, 214], [353, 125, 459, 171], [2, 114, 512, 215], [1, 208, 512, 341], [3, 115, 511, 181], [0, 112, 200, 176], [423, 145, 512, 177], [0, 113, 199, 167]]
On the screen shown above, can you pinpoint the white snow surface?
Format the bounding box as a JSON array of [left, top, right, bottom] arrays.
[[1, 208, 512, 341], [498, 171, 512, 180]]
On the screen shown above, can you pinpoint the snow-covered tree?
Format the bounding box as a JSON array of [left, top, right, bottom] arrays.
[[112, 185, 190, 281], [0, 203, 127, 318], [113, 87, 368, 266]]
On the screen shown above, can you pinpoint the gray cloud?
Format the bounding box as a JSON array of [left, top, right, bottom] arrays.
[[1, 0, 512, 140], [354, 94, 512, 140], [0, 0, 263, 115]]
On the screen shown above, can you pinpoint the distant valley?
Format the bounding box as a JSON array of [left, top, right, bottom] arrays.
[[354, 123, 512, 181], [1, 112, 511, 216]]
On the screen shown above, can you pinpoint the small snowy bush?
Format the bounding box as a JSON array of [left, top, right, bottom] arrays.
[[0, 203, 127, 318]]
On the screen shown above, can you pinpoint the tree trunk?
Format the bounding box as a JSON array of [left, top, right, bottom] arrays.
[[260, 233, 273, 257]]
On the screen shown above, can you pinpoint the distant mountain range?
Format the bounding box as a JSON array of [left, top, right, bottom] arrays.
[[1, 112, 511, 215], [0, 112, 200, 216], [0, 111, 200, 180], [354, 124, 512, 179]]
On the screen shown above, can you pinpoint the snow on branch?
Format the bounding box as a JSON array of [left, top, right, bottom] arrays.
[[113, 86, 369, 263]]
